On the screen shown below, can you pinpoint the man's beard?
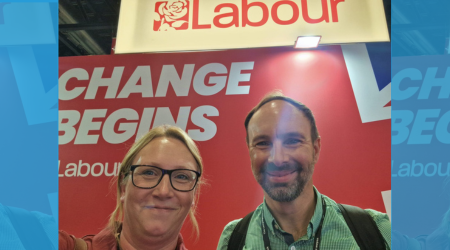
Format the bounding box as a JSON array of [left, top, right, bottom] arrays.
[[258, 161, 314, 202]]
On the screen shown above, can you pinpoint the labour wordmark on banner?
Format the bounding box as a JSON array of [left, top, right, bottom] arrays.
[[342, 44, 391, 123]]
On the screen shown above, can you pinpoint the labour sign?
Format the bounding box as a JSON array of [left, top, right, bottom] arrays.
[[116, 0, 390, 53]]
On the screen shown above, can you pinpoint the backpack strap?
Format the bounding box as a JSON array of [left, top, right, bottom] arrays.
[[227, 211, 254, 250], [4, 206, 56, 250], [337, 204, 386, 250]]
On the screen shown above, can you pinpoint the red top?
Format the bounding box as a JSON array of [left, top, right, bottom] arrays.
[[59, 227, 187, 250]]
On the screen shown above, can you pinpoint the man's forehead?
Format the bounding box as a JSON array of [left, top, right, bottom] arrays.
[[248, 100, 310, 135], [252, 100, 304, 121]]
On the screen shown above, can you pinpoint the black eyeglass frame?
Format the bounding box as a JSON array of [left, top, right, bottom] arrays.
[[129, 165, 201, 192]]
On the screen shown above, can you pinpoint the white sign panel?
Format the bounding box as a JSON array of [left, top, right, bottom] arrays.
[[116, 0, 390, 53], [382, 190, 391, 221]]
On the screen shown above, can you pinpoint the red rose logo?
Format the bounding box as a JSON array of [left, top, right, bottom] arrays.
[[154, 0, 189, 31]]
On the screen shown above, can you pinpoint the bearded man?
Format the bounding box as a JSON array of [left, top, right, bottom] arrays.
[[217, 92, 391, 250]]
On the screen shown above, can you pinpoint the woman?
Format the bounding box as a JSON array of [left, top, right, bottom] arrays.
[[59, 125, 204, 250]]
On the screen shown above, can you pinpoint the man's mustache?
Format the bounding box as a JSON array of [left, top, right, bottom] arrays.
[[261, 162, 302, 173]]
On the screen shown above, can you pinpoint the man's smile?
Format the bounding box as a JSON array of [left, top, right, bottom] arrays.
[[265, 170, 298, 183]]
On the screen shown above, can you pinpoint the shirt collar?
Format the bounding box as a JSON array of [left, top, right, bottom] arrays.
[[95, 223, 187, 250], [262, 186, 324, 240]]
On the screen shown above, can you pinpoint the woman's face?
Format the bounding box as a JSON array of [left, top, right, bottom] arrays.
[[121, 137, 198, 238]]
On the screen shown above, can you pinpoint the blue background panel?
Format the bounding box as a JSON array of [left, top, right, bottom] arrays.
[[392, 0, 450, 249], [0, 2, 58, 249]]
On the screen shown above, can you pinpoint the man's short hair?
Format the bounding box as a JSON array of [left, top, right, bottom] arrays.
[[244, 91, 320, 145]]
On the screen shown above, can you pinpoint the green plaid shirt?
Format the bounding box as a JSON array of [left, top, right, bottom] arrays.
[[217, 188, 391, 250]]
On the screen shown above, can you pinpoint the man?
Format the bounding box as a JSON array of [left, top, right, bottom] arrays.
[[217, 92, 391, 249]]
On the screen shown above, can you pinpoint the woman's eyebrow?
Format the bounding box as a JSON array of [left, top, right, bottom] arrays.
[[135, 162, 159, 166]]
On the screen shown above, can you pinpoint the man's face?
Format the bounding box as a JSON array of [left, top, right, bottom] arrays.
[[247, 100, 321, 202]]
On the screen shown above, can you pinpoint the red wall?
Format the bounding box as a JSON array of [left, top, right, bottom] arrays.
[[59, 46, 390, 249]]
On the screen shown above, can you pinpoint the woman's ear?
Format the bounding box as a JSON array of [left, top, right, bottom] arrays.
[[191, 190, 197, 208], [120, 179, 126, 202], [120, 193, 125, 202]]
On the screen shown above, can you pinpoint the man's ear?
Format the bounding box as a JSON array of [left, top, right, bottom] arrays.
[[313, 137, 321, 163]]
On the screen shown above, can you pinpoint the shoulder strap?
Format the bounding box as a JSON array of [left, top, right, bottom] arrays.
[[337, 204, 386, 250], [4, 206, 56, 250], [227, 211, 254, 250]]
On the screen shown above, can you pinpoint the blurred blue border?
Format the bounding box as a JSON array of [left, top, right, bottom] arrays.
[[392, 1, 450, 249], [0, 2, 58, 249]]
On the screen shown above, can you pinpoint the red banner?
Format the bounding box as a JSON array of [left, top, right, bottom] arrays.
[[59, 45, 390, 249]]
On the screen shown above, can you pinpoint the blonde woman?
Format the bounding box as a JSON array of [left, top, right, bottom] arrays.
[[59, 125, 204, 250]]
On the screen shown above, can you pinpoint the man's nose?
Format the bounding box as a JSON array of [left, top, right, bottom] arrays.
[[268, 141, 288, 166], [153, 175, 174, 198]]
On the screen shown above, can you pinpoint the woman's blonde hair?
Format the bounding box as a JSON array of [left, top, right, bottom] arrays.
[[107, 125, 204, 239]]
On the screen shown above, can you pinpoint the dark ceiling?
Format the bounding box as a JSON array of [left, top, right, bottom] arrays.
[[391, 0, 450, 56], [59, 0, 120, 57], [57, 0, 448, 58]]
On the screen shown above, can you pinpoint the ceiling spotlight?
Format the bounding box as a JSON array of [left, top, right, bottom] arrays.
[[294, 36, 321, 49]]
